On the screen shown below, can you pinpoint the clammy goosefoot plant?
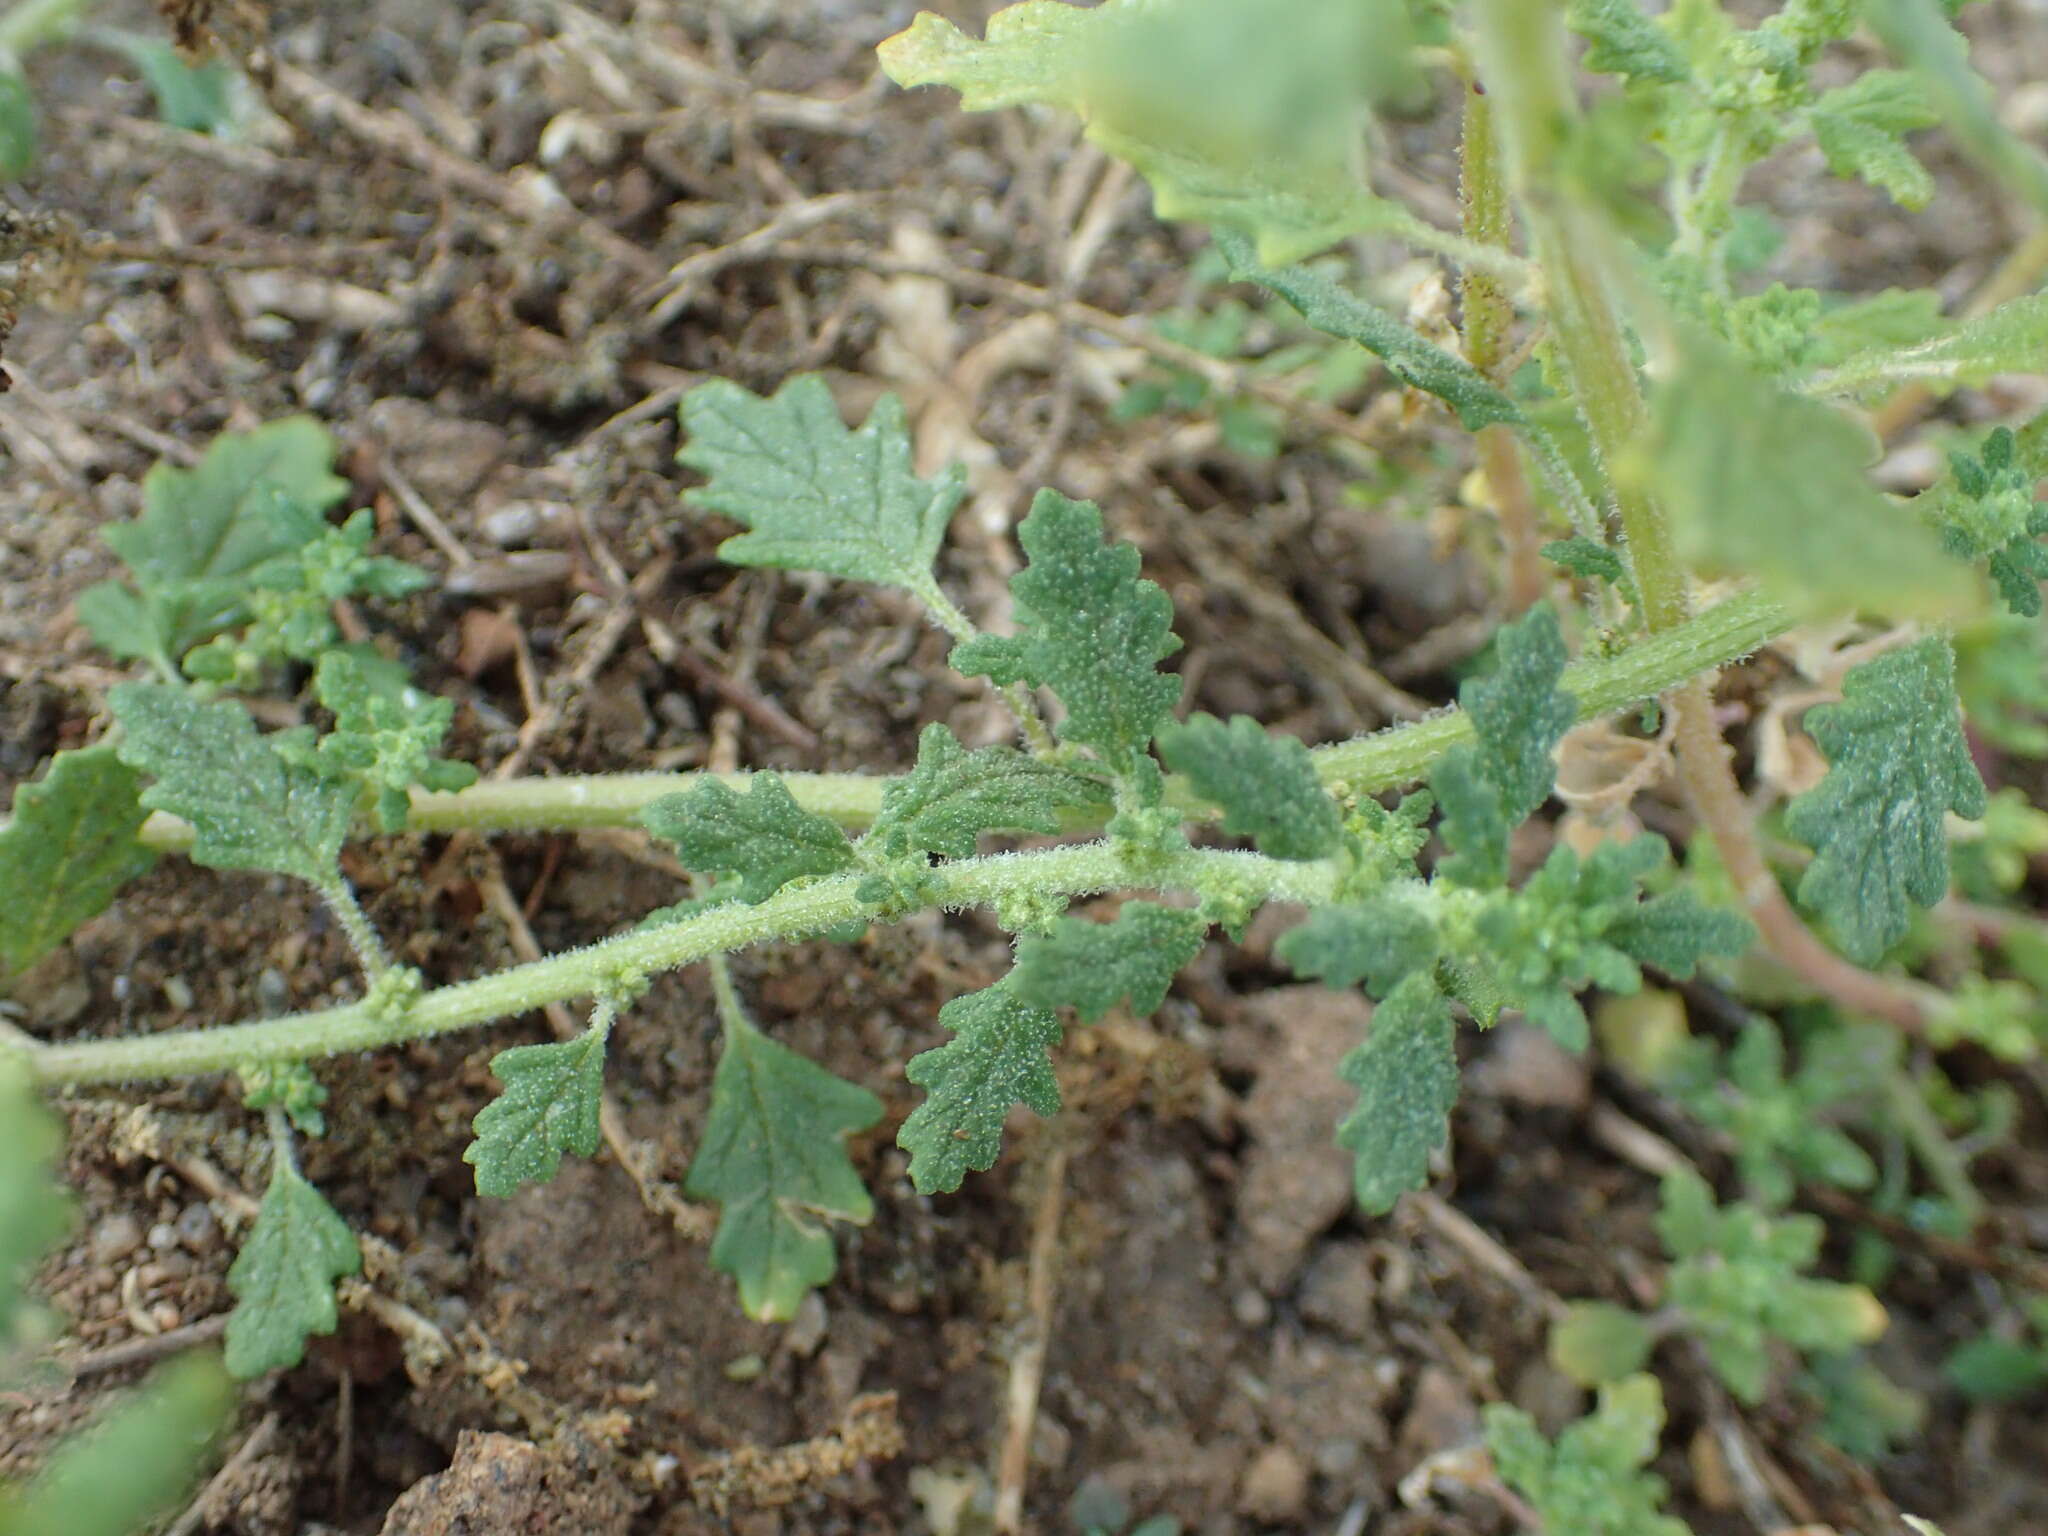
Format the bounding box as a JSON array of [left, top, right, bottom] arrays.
[[7, 0, 2048, 1523]]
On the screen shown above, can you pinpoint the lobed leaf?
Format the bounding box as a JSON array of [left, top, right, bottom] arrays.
[[1811, 294, 2048, 400], [897, 983, 1064, 1195], [867, 722, 1112, 862], [1567, 0, 1689, 83], [109, 683, 356, 889], [685, 1013, 882, 1322], [224, 1155, 361, 1378], [1807, 70, 1937, 209], [465, 1026, 609, 1198], [1009, 901, 1208, 1022], [0, 746, 158, 973], [1276, 897, 1439, 998], [1154, 713, 1341, 860], [678, 375, 962, 603], [1550, 1301, 1657, 1387], [1784, 637, 1987, 963], [1484, 1376, 1690, 1536], [640, 774, 856, 905], [951, 490, 1182, 778], [1337, 974, 1459, 1216]]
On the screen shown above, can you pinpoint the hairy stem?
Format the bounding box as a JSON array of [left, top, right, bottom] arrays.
[[319, 881, 390, 980]]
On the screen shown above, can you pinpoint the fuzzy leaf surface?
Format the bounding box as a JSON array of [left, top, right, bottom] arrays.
[[1567, 0, 1688, 82], [0, 747, 157, 972], [685, 1015, 882, 1322], [1010, 901, 1207, 1022], [1275, 898, 1438, 998], [951, 490, 1182, 776], [1785, 637, 1986, 963], [1813, 294, 2048, 399], [1155, 712, 1340, 860], [109, 684, 355, 888], [1807, 70, 1937, 208], [1430, 604, 1576, 887], [1638, 337, 1980, 621], [465, 1028, 609, 1198], [867, 722, 1112, 861], [0, 1064, 73, 1347], [898, 983, 1064, 1194], [640, 774, 855, 904], [1338, 974, 1458, 1215], [224, 1157, 361, 1377], [678, 376, 962, 600], [1484, 1376, 1690, 1536]]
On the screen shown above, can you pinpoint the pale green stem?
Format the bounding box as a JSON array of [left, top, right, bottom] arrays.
[[915, 576, 1057, 757], [319, 881, 390, 980], [25, 844, 1342, 1086], [706, 952, 748, 1042], [1883, 1067, 1984, 1223]]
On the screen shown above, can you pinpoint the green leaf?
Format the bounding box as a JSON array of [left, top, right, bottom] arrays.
[[1484, 1376, 1691, 1536], [85, 417, 348, 668], [224, 1154, 361, 1377], [465, 1026, 609, 1198], [1337, 973, 1458, 1216], [685, 1013, 882, 1322], [299, 650, 476, 832], [951, 490, 1183, 777], [1154, 713, 1340, 860], [98, 31, 236, 133], [1567, 0, 1689, 83], [1216, 229, 1525, 433], [880, 0, 1414, 265], [866, 722, 1112, 861], [0, 70, 37, 179], [0, 1354, 233, 1536], [1807, 70, 1937, 208], [897, 983, 1064, 1195], [1811, 295, 2048, 400], [0, 1062, 72, 1349], [1276, 897, 1439, 997], [677, 375, 962, 604], [0, 746, 158, 973], [1784, 637, 1987, 963], [640, 774, 856, 905], [1633, 335, 1981, 621], [109, 683, 356, 888], [1009, 901, 1208, 1022], [1430, 604, 1576, 887], [1551, 1302, 1658, 1387], [1944, 1334, 2048, 1403]]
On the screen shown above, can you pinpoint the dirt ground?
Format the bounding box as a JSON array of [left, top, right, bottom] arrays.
[[5, 2, 2048, 1533]]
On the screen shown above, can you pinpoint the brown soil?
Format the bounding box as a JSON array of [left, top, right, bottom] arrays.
[[4, 3, 2047, 1534]]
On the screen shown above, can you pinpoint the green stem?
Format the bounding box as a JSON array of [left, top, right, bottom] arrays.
[[1883, 1067, 1984, 1224], [25, 844, 1341, 1086], [915, 578, 1058, 757], [319, 881, 390, 980]]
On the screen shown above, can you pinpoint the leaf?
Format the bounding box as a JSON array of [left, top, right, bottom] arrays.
[[0, 1354, 233, 1536], [302, 650, 476, 832], [1484, 1376, 1690, 1536], [1337, 973, 1458, 1216], [98, 31, 236, 133], [1807, 70, 1937, 208], [85, 417, 349, 668], [1944, 1335, 2048, 1403], [0, 69, 36, 179], [1430, 604, 1577, 887], [1784, 637, 1987, 963], [1009, 902, 1208, 1022], [1633, 335, 1981, 621], [1606, 889, 1757, 977], [1216, 229, 1525, 433], [1809, 294, 2048, 399], [109, 683, 356, 889], [640, 774, 856, 905], [1567, 0, 1689, 83], [0, 1062, 72, 1346], [0, 747, 158, 973], [1276, 897, 1439, 997], [465, 1026, 609, 1198], [1154, 713, 1340, 860], [224, 1154, 361, 1377], [1551, 1302, 1657, 1387], [951, 490, 1183, 777], [678, 375, 963, 604], [880, 0, 1413, 266], [897, 983, 1064, 1194], [866, 722, 1112, 861], [685, 1013, 882, 1322]]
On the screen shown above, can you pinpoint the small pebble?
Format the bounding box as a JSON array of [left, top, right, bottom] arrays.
[[150, 1302, 182, 1333], [147, 1222, 180, 1254], [91, 1213, 144, 1265], [783, 1292, 829, 1358], [175, 1203, 219, 1252], [1237, 1444, 1310, 1523], [1233, 1288, 1273, 1329]]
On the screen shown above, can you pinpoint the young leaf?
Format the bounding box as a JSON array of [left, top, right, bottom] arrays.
[[897, 983, 1064, 1194], [79, 417, 349, 669], [1635, 338, 1980, 621], [1810, 294, 2048, 399], [1337, 973, 1459, 1215], [99, 31, 237, 133], [1430, 604, 1577, 887], [1551, 1301, 1658, 1387], [640, 774, 856, 904], [1484, 1375, 1691, 1536], [109, 683, 356, 889], [1806, 70, 1937, 209], [1009, 902, 1208, 1022], [0, 746, 158, 973], [1567, 0, 1689, 83], [0, 70, 36, 179], [465, 1026, 609, 1198], [951, 490, 1183, 777], [297, 650, 477, 832], [1216, 230, 1525, 433], [685, 1013, 882, 1322], [1784, 637, 1987, 963], [1276, 897, 1439, 997], [224, 1154, 361, 1377], [866, 722, 1112, 861], [0, 1062, 73, 1344], [1155, 713, 1341, 860], [677, 375, 963, 607]]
